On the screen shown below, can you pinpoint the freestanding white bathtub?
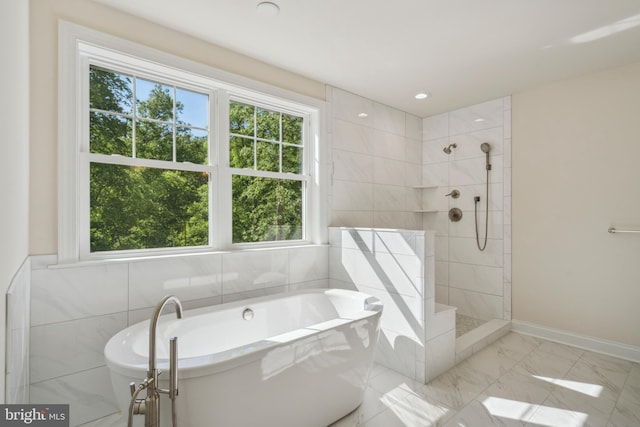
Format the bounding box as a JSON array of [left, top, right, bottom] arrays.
[[105, 289, 382, 427]]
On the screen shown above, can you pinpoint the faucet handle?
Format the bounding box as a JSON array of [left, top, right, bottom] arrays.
[[445, 189, 460, 198]]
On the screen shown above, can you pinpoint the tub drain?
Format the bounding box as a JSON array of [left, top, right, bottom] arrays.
[[242, 308, 254, 320]]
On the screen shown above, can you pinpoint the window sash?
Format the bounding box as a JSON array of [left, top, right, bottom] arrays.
[[226, 98, 309, 246], [81, 61, 218, 259], [88, 67, 213, 162]]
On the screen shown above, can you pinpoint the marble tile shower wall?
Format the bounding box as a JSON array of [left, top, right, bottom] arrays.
[[6, 257, 31, 404], [326, 87, 423, 230], [422, 97, 512, 322], [28, 246, 328, 427], [328, 227, 455, 384]]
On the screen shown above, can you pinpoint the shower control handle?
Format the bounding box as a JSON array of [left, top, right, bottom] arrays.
[[448, 208, 463, 222], [445, 190, 460, 199]]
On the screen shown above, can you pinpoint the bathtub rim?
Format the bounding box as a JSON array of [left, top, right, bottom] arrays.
[[105, 288, 382, 380]]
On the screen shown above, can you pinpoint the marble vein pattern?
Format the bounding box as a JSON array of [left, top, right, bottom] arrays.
[[31, 264, 128, 326], [86, 332, 640, 427], [31, 366, 118, 426], [456, 313, 487, 337], [128, 254, 223, 310], [6, 257, 30, 404]]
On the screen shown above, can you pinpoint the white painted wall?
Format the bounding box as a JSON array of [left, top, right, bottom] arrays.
[[512, 61, 640, 348], [0, 0, 30, 402]]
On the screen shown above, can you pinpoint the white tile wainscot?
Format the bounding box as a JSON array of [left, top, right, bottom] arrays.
[[28, 245, 329, 426], [329, 227, 456, 383], [6, 257, 31, 404]]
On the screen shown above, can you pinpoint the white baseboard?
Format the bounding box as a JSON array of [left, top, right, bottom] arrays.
[[511, 320, 640, 363]]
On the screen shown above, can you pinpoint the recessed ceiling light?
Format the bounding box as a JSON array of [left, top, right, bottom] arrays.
[[474, 118, 486, 122], [256, 1, 280, 17], [414, 92, 430, 100], [357, 112, 369, 118]]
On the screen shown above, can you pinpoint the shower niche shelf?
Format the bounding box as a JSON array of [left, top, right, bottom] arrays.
[[412, 186, 441, 213]]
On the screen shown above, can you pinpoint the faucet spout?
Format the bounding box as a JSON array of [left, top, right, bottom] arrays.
[[149, 295, 183, 374], [146, 295, 183, 427]]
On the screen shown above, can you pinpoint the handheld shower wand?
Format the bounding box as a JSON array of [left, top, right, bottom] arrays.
[[475, 143, 491, 251], [480, 142, 492, 171]]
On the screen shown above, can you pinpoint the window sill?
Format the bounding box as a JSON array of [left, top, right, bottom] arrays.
[[47, 243, 330, 269]]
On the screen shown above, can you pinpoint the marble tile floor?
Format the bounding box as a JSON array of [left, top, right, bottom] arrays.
[[81, 332, 640, 427], [330, 332, 640, 427], [456, 314, 487, 338]]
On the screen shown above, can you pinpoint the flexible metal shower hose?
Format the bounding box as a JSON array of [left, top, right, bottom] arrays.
[[475, 168, 489, 251]]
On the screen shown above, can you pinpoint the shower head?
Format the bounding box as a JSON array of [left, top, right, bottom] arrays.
[[443, 143, 457, 154]]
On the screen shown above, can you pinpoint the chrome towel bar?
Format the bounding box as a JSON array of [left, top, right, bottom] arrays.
[[608, 227, 640, 234]]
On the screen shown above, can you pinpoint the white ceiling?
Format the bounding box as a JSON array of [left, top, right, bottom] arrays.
[[93, 0, 640, 117]]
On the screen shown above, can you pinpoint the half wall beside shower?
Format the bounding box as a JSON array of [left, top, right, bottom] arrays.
[[327, 86, 512, 371]]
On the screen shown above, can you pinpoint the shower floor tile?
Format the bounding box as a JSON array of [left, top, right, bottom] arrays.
[[456, 313, 486, 337]]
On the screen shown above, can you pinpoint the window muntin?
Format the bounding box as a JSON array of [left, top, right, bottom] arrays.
[[229, 101, 304, 174], [89, 66, 210, 164], [87, 65, 211, 253]]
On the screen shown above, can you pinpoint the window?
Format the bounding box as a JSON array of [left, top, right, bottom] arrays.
[[229, 101, 306, 243], [59, 23, 324, 262], [88, 66, 211, 253]]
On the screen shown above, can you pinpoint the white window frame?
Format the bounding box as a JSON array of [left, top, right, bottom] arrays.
[[58, 21, 326, 264], [80, 58, 219, 260]]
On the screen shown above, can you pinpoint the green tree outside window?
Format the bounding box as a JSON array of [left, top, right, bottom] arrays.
[[229, 101, 304, 243], [88, 67, 305, 252], [89, 66, 208, 252]]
